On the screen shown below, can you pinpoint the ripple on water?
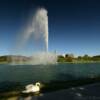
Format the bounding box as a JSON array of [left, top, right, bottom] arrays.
[[75, 92, 82, 97]]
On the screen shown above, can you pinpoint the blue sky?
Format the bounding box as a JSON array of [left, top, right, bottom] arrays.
[[0, 0, 100, 56]]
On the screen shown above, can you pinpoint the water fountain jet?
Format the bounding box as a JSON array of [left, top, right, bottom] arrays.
[[10, 8, 57, 65]]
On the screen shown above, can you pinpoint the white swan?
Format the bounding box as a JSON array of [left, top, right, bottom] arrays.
[[22, 82, 41, 93]]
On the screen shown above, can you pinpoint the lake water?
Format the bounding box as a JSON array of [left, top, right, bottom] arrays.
[[0, 63, 100, 84], [0, 63, 100, 99]]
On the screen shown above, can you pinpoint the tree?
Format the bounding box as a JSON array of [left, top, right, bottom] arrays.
[[57, 55, 66, 62], [65, 53, 74, 62], [83, 54, 91, 61]]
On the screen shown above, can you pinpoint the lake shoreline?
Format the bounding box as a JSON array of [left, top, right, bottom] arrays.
[[0, 61, 100, 64], [58, 61, 100, 64]]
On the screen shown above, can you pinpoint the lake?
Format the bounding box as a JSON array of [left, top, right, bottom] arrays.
[[0, 63, 100, 99], [0, 63, 100, 83]]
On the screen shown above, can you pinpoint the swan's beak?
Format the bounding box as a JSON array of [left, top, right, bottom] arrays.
[[40, 83, 45, 88]]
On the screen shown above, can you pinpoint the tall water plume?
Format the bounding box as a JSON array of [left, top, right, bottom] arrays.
[[10, 8, 57, 65], [26, 8, 48, 52]]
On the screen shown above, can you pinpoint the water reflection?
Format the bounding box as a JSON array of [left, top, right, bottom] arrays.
[[7, 96, 18, 100], [21, 96, 32, 100]]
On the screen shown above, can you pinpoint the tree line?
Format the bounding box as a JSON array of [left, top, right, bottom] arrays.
[[0, 54, 100, 63], [57, 54, 100, 63]]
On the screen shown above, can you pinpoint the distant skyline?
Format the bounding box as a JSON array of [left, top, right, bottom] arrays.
[[0, 0, 100, 56]]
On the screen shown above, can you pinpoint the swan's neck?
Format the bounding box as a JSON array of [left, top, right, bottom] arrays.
[[36, 83, 40, 87]]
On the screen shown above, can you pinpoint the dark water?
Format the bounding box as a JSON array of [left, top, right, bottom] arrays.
[[0, 63, 100, 100]]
